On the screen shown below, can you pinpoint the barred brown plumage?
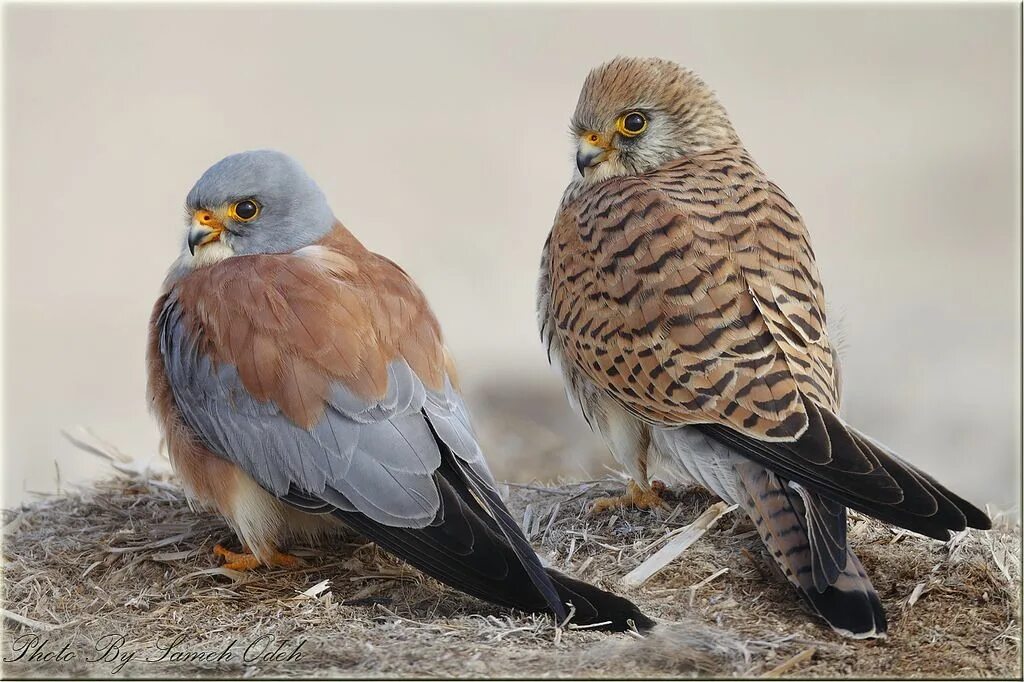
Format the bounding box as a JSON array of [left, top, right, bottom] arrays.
[[538, 57, 991, 638], [546, 147, 836, 436]]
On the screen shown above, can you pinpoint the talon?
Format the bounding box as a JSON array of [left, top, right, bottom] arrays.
[[589, 496, 623, 515], [213, 543, 301, 571], [268, 550, 302, 568], [589, 479, 668, 515]]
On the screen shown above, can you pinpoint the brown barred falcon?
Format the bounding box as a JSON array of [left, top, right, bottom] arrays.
[[537, 57, 991, 638]]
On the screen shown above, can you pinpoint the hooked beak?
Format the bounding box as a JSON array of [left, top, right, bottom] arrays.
[[188, 210, 225, 255], [576, 132, 612, 175]]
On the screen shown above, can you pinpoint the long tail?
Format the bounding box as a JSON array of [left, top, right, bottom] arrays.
[[734, 459, 887, 638], [321, 450, 653, 632]]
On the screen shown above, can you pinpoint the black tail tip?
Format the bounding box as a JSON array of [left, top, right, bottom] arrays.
[[548, 570, 655, 632], [964, 503, 993, 531], [808, 584, 888, 639], [569, 594, 656, 633]]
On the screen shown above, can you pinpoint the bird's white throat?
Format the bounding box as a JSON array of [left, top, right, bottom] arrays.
[[184, 241, 236, 269]]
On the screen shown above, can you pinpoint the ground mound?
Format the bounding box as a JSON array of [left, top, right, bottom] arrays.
[[2, 445, 1018, 678]]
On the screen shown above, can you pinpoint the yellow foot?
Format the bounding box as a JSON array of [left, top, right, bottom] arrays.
[[213, 544, 301, 571], [590, 479, 668, 515]]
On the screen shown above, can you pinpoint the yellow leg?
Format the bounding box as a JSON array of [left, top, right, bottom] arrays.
[[213, 543, 301, 571], [590, 479, 668, 514]]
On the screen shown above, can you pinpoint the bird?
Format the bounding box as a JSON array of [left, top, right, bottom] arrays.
[[537, 57, 992, 638], [148, 149, 653, 632]]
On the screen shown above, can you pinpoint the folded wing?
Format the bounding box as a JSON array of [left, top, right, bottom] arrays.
[[546, 149, 989, 535], [157, 244, 650, 629]]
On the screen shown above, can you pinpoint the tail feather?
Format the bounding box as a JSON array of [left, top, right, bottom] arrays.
[[814, 550, 887, 639], [548, 570, 656, 632], [450, 455, 653, 631], [791, 484, 846, 591], [735, 459, 887, 638], [322, 449, 653, 632]]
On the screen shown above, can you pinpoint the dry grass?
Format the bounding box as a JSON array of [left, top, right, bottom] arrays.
[[1, 441, 1019, 678]]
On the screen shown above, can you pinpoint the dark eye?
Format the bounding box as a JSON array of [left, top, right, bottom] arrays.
[[230, 199, 260, 222], [617, 111, 648, 137]]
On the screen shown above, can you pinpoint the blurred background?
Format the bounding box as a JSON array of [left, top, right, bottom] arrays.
[[3, 4, 1020, 510]]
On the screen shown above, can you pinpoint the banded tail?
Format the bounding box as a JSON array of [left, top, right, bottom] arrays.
[[735, 459, 887, 638], [694, 395, 991, 636]]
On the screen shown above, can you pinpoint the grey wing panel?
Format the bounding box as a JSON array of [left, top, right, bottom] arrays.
[[328, 361, 427, 424], [158, 295, 444, 528], [424, 377, 499, 493]]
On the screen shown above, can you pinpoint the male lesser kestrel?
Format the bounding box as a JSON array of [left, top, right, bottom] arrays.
[[149, 150, 652, 631]]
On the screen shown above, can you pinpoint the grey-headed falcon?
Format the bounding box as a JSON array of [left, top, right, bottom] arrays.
[[149, 149, 652, 631]]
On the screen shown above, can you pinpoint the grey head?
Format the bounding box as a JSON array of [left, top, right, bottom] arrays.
[[182, 150, 336, 263]]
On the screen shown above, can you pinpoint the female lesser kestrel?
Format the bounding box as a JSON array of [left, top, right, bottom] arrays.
[[537, 57, 990, 638]]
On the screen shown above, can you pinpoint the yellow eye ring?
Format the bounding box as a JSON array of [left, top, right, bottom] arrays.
[[616, 111, 648, 137], [228, 199, 260, 222]]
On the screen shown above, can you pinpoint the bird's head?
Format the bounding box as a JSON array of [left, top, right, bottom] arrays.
[[181, 150, 335, 267], [570, 57, 740, 184]]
